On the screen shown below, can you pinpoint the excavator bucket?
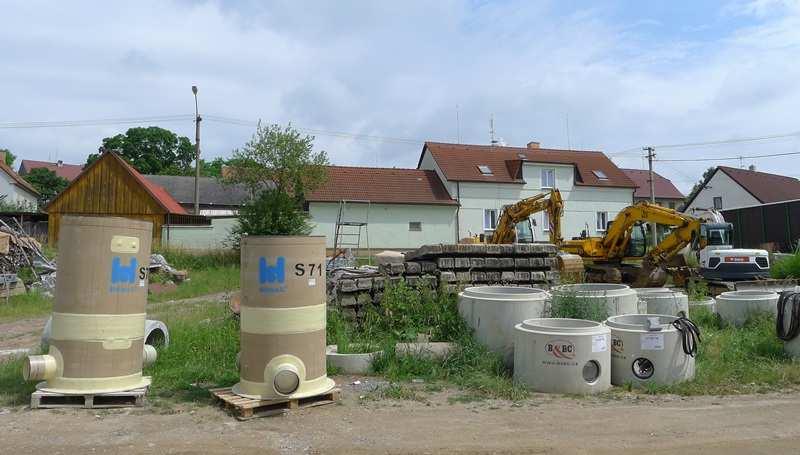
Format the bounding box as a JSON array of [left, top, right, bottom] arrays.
[[557, 253, 585, 281], [632, 260, 668, 288]]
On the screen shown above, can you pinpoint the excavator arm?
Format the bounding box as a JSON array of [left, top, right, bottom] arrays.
[[491, 190, 564, 244]]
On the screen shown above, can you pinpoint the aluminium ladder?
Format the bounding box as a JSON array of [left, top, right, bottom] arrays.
[[332, 200, 371, 266]]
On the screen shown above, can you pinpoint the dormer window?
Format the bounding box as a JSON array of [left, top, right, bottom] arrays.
[[477, 165, 493, 175], [592, 170, 608, 181]]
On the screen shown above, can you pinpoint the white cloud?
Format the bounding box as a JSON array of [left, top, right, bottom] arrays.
[[1, 1, 800, 190]]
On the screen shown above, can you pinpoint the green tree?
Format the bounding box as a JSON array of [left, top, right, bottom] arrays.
[[23, 168, 69, 203], [226, 123, 328, 241], [0, 148, 16, 167], [87, 127, 195, 175]]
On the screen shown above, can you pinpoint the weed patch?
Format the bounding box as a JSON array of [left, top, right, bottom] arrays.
[[153, 248, 239, 270], [0, 356, 37, 406], [148, 266, 239, 303], [772, 251, 800, 279], [0, 291, 52, 321]]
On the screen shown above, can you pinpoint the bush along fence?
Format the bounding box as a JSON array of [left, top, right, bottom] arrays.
[[327, 243, 561, 322]]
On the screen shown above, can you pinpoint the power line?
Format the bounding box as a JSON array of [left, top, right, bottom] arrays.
[[655, 150, 800, 162], [609, 129, 800, 157], [0, 115, 194, 129]]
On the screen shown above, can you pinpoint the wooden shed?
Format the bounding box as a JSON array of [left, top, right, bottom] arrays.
[[46, 151, 205, 245]]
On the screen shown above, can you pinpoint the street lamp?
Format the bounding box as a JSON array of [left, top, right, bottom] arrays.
[[192, 85, 201, 215]]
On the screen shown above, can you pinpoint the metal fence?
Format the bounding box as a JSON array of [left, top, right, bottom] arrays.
[[722, 200, 800, 252]]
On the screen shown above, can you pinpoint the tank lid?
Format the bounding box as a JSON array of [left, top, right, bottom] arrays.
[[517, 317, 608, 334], [604, 314, 678, 331], [552, 283, 633, 297], [461, 286, 548, 301], [718, 290, 779, 299]]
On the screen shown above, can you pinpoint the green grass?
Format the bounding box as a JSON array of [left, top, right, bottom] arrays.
[[549, 293, 608, 321], [147, 266, 239, 303], [0, 291, 52, 321], [771, 251, 800, 278], [144, 301, 239, 403], [0, 356, 37, 406], [154, 248, 239, 270]]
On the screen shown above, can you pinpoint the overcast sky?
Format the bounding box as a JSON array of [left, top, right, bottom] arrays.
[[2, 0, 799, 192]]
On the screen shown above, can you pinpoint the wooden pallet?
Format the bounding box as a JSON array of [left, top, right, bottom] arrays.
[[31, 387, 147, 409], [210, 387, 340, 420]]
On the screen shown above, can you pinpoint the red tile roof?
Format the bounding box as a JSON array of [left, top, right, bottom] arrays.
[[718, 166, 800, 204], [307, 166, 458, 205], [419, 142, 636, 188], [110, 153, 188, 214], [0, 161, 39, 197], [19, 160, 84, 181], [620, 168, 684, 199]]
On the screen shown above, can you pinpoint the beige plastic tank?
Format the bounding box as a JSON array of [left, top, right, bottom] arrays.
[[513, 318, 611, 394], [232, 236, 335, 400], [23, 216, 156, 394]]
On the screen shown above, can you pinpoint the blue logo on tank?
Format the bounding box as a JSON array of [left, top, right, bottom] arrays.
[[259, 256, 287, 293], [109, 256, 144, 293]]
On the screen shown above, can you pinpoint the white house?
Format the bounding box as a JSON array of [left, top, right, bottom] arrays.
[[683, 166, 800, 213], [417, 141, 636, 242], [0, 151, 39, 210], [306, 165, 458, 250]]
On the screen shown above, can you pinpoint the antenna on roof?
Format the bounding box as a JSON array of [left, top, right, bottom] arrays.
[[490, 114, 498, 146], [565, 113, 572, 151], [456, 104, 461, 144]]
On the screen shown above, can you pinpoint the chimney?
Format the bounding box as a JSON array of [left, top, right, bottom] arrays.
[[748, 164, 756, 171], [527, 141, 540, 149], [57, 160, 63, 168]]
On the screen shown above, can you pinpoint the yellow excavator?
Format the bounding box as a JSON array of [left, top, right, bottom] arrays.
[[561, 202, 703, 286]]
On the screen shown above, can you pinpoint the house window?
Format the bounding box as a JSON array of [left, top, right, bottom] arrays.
[[477, 165, 493, 175], [484, 209, 498, 231], [596, 211, 608, 231], [592, 170, 608, 181], [541, 169, 555, 188], [409, 221, 422, 232], [668, 201, 676, 209], [713, 197, 722, 209], [542, 211, 550, 232]]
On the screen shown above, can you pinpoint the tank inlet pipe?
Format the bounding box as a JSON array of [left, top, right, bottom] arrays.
[[22, 355, 57, 381], [143, 344, 158, 367], [777, 291, 800, 341], [671, 316, 701, 357]]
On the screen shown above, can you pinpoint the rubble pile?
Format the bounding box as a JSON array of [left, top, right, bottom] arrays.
[[0, 218, 55, 296], [327, 243, 561, 321]]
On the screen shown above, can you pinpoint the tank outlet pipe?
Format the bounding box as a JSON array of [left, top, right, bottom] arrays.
[[22, 355, 57, 381], [272, 363, 301, 396], [777, 291, 800, 341], [142, 344, 158, 367]]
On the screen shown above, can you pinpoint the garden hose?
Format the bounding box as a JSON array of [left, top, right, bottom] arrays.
[[671, 316, 701, 357], [776, 291, 800, 342]]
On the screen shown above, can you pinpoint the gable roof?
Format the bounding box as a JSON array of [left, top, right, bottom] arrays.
[[620, 168, 684, 199], [19, 160, 84, 181], [143, 175, 249, 207], [306, 166, 458, 206], [419, 142, 636, 188], [684, 166, 800, 210], [0, 161, 39, 197]]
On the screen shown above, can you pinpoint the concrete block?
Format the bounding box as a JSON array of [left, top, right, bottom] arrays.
[[544, 257, 557, 268], [339, 293, 358, 307], [513, 244, 532, 255], [500, 245, 515, 255], [486, 244, 502, 255], [381, 262, 405, 275], [437, 257, 455, 269], [456, 271, 471, 282], [485, 271, 502, 282], [339, 279, 357, 293], [372, 292, 383, 304], [454, 257, 471, 269], [420, 261, 437, 273], [388, 276, 404, 286], [546, 271, 560, 281], [471, 271, 486, 282], [470, 258, 485, 269], [529, 257, 544, 268], [420, 275, 438, 288], [355, 277, 373, 291], [515, 271, 531, 281], [373, 276, 385, 290], [404, 261, 422, 275], [441, 244, 460, 254], [498, 257, 515, 268], [530, 271, 546, 282], [484, 257, 499, 268], [439, 271, 457, 283], [406, 275, 420, 287], [501, 271, 516, 282], [514, 257, 529, 268], [357, 293, 372, 305], [341, 307, 358, 321]]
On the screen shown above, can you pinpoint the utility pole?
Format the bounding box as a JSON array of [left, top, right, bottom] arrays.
[[192, 85, 201, 215], [644, 146, 657, 248], [490, 114, 497, 146]]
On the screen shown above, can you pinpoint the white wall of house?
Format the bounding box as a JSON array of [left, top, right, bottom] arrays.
[[308, 201, 457, 249], [633, 197, 684, 210], [0, 174, 37, 209], [684, 170, 759, 213], [161, 217, 238, 250], [433, 161, 633, 241]]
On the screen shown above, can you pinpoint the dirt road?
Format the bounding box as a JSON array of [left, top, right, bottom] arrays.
[[2, 384, 799, 454]]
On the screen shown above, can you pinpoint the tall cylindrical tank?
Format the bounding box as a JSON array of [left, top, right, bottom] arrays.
[[716, 290, 779, 327], [23, 216, 156, 394], [232, 236, 335, 400], [636, 288, 689, 317], [458, 286, 549, 367], [604, 314, 695, 386], [513, 318, 611, 394], [550, 283, 638, 320]]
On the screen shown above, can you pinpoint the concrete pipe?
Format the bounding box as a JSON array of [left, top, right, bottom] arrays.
[[326, 345, 382, 374], [513, 318, 611, 394], [689, 297, 716, 315], [24, 216, 154, 394], [636, 289, 689, 317], [550, 283, 638, 320], [604, 314, 696, 386], [716, 290, 779, 327], [458, 286, 549, 368], [232, 236, 335, 400]]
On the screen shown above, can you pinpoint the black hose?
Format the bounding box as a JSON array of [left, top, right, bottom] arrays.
[[672, 316, 702, 357], [776, 290, 800, 342]]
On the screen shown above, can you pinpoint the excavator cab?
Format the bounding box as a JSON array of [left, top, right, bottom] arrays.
[[625, 222, 648, 257], [515, 219, 535, 243]]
